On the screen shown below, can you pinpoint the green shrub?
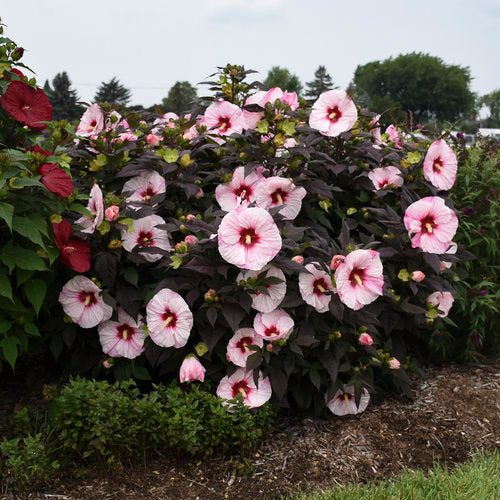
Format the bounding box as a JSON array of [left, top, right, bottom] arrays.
[[0, 433, 59, 485], [443, 136, 500, 360], [48, 377, 275, 463]]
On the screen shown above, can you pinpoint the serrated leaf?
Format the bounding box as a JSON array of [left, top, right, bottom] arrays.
[[407, 151, 421, 164], [24, 279, 47, 316], [12, 217, 45, 248], [0, 202, 14, 231], [163, 148, 179, 163]]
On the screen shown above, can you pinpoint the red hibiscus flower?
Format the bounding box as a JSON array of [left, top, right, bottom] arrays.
[[37, 163, 73, 198], [53, 220, 91, 273], [1, 80, 52, 130]]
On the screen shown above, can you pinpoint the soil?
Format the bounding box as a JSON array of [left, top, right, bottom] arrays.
[[1, 358, 499, 500]]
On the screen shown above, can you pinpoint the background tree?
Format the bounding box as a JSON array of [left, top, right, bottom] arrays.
[[162, 81, 197, 114], [352, 53, 475, 125], [305, 65, 336, 100], [94, 77, 132, 107], [264, 66, 302, 95], [45, 72, 82, 122], [478, 89, 500, 128]]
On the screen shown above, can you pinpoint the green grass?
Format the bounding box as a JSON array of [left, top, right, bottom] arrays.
[[292, 450, 500, 500]]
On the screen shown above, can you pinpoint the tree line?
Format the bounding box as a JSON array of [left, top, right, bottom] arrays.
[[43, 53, 499, 130]]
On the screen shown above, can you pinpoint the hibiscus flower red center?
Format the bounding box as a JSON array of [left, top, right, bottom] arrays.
[[420, 215, 436, 234], [79, 291, 97, 307], [63, 244, 76, 255], [327, 106, 342, 123], [313, 277, 329, 296], [140, 186, 156, 202], [264, 325, 280, 337], [336, 391, 353, 403], [349, 269, 366, 287], [116, 323, 134, 341], [232, 380, 250, 398], [271, 188, 288, 205], [22, 104, 31, 112], [378, 179, 390, 188], [239, 228, 260, 247], [90, 119, 97, 127], [162, 309, 177, 328], [233, 184, 251, 200], [218, 117, 231, 132], [432, 158, 443, 172], [236, 336, 254, 353], [137, 230, 154, 247]]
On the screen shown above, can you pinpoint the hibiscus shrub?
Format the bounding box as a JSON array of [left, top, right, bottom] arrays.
[[0, 27, 78, 371], [55, 64, 464, 415]]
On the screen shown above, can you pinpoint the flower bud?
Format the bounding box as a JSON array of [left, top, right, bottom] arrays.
[[146, 134, 160, 147], [179, 356, 205, 383], [184, 235, 199, 246], [194, 188, 204, 199], [291, 255, 304, 265], [411, 270, 425, 282], [186, 214, 195, 221], [204, 289, 217, 302], [358, 333, 373, 346], [105, 205, 119, 222], [389, 358, 400, 370], [330, 255, 345, 271], [108, 238, 123, 249]]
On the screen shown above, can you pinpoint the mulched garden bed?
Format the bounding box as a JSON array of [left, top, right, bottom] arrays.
[[1, 359, 499, 499]]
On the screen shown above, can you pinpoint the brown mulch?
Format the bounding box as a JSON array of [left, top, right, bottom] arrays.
[[1, 360, 499, 500]]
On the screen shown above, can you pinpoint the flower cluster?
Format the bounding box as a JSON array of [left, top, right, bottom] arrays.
[[56, 64, 461, 415]]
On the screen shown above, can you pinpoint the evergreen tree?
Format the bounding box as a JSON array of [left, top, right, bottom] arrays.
[[46, 72, 82, 121], [264, 66, 302, 95], [305, 66, 336, 100], [162, 81, 197, 115], [94, 77, 132, 107]]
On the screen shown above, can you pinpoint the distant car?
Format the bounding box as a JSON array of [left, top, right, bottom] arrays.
[[478, 128, 500, 140]]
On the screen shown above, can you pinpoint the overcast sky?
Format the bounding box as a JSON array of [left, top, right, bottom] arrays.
[[2, 0, 499, 107]]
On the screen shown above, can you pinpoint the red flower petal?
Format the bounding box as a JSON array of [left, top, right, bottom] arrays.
[[37, 164, 73, 198], [52, 220, 74, 248], [1, 80, 52, 130], [52, 220, 91, 272]]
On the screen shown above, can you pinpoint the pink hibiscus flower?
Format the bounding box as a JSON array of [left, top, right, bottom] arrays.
[[309, 90, 358, 137], [179, 356, 206, 383], [226, 328, 264, 367], [97, 308, 146, 359], [368, 166, 404, 191], [59, 276, 112, 329], [243, 88, 298, 129], [217, 207, 282, 271], [152, 112, 179, 134], [75, 184, 104, 234], [326, 385, 370, 416], [385, 124, 403, 148], [122, 170, 166, 206], [215, 166, 264, 211], [204, 101, 244, 136], [146, 288, 193, 348], [335, 250, 384, 311], [426, 291, 454, 317], [216, 368, 272, 409], [254, 177, 307, 220], [76, 103, 105, 137], [237, 264, 286, 313], [298, 263, 335, 313], [403, 197, 458, 254], [121, 215, 171, 263], [253, 309, 294, 341], [423, 139, 457, 191]]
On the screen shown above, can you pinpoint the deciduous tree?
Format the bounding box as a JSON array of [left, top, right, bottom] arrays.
[[264, 66, 302, 95]]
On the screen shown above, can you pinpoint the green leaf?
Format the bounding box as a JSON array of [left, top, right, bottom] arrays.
[[281, 119, 296, 136], [46, 245, 60, 265], [24, 279, 47, 316], [0, 320, 11, 334], [122, 267, 139, 287], [30, 213, 49, 237], [0, 202, 14, 231], [13, 217, 46, 248], [132, 364, 151, 381], [11, 176, 42, 187], [70, 203, 92, 217], [1, 245, 48, 272], [0, 271, 13, 301], [0, 336, 20, 370], [163, 148, 179, 163], [407, 151, 421, 164], [16, 268, 34, 287], [24, 322, 40, 336], [255, 120, 269, 134]]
